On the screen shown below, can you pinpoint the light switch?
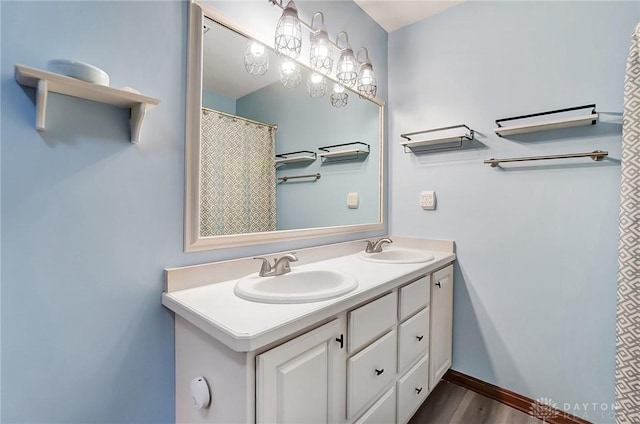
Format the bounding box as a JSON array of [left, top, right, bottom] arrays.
[[347, 192, 359, 209], [420, 191, 436, 210]]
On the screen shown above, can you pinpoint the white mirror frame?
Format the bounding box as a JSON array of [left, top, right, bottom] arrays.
[[184, 0, 385, 252]]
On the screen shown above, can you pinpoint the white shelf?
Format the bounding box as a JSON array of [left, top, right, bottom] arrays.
[[275, 151, 317, 165], [15, 64, 161, 143], [493, 104, 598, 137], [400, 124, 474, 153], [318, 142, 370, 162], [319, 148, 367, 159]]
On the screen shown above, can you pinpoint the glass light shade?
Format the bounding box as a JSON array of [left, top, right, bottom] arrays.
[[274, 0, 302, 58], [306, 73, 327, 98], [357, 63, 377, 98], [244, 41, 269, 76], [336, 48, 358, 88], [280, 59, 301, 88], [330, 83, 348, 107], [310, 13, 333, 75]]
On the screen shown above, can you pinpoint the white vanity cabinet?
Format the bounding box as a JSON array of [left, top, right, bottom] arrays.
[[256, 319, 347, 423], [166, 243, 455, 424], [429, 265, 453, 390]]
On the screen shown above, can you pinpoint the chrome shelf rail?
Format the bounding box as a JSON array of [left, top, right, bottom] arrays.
[[484, 150, 608, 167]]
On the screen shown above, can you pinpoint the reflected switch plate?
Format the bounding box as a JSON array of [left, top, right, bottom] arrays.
[[348, 192, 359, 209]]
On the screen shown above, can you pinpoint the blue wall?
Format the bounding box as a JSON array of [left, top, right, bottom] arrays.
[[202, 89, 236, 114], [389, 2, 637, 421], [237, 80, 380, 230], [0, 1, 387, 422]]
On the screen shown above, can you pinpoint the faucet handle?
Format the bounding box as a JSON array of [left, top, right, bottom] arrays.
[[253, 257, 273, 276], [365, 240, 375, 253]]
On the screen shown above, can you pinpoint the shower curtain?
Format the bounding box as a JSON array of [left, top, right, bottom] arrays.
[[200, 109, 276, 236], [616, 23, 640, 424]]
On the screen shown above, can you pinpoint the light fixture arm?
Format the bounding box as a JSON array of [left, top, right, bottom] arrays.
[[311, 12, 325, 32], [270, 0, 348, 53], [356, 47, 371, 65], [336, 31, 352, 51]]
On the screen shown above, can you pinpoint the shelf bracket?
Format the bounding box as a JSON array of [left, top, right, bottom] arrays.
[[35, 79, 48, 131], [130, 103, 148, 143]]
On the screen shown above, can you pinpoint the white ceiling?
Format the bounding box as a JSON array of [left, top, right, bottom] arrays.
[[353, 0, 464, 33]]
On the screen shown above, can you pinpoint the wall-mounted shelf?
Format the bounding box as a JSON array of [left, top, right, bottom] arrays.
[[400, 124, 474, 153], [15, 64, 161, 143], [318, 142, 370, 162], [494, 104, 598, 137], [275, 151, 317, 165]]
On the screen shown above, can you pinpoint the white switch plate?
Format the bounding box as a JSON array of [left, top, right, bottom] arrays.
[[420, 191, 436, 210], [347, 192, 359, 209]]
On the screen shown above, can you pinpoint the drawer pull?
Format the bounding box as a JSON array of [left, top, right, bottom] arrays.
[[375, 368, 384, 376], [435, 281, 441, 288], [415, 387, 423, 395], [416, 335, 424, 342], [335, 334, 344, 349]]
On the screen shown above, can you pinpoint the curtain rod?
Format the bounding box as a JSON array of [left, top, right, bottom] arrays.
[[202, 106, 278, 130]]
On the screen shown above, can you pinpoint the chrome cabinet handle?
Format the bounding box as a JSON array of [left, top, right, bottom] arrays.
[[416, 335, 424, 342], [375, 369, 384, 376]]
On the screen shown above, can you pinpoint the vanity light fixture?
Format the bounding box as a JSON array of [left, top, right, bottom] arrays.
[[309, 12, 333, 75], [280, 58, 301, 88], [307, 72, 327, 98], [330, 83, 348, 107], [244, 40, 269, 76], [356, 47, 377, 99], [335, 32, 358, 88], [274, 0, 302, 58], [268, 0, 376, 100]]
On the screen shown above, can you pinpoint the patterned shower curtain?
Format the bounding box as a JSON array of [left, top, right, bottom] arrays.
[[616, 23, 640, 424], [199, 109, 276, 236]]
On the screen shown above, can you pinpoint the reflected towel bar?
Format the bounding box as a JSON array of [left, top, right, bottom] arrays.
[[278, 173, 321, 183], [484, 150, 608, 167]]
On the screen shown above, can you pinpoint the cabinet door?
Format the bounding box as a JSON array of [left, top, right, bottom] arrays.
[[429, 265, 453, 390], [256, 319, 345, 424]]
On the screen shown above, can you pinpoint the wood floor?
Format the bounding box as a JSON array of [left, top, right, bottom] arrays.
[[409, 381, 544, 424]]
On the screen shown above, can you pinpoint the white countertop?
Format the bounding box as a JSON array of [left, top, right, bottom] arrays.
[[162, 240, 455, 352]]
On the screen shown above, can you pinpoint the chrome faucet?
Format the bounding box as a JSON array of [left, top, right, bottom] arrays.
[[365, 237, 393, 253], [254, 253, 298, 277]]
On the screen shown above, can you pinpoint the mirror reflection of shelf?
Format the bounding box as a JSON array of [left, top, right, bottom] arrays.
[[14, 64, 161, 143], [318, 142, 370, 163], [400, 124, 474, 154], [494, 104, 598, 137], [275, 151, 317, 165]]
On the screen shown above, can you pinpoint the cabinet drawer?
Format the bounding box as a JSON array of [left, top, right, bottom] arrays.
[[348, 291, 397, 353], [397, 355, 429, 424], [353, 387, 395, 424], [398, 307, 429, 372], [347, 328, 397, 418], [398, 276, 430, 321]]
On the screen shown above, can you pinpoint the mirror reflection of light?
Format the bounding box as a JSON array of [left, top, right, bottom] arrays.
[[281, 60, 296, 75], [310, 73, 323, 84], [332, 84, 345, 94], [250, 42, 265, 57]]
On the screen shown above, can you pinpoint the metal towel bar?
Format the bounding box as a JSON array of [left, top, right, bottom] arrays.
[[484, 150, 608, 167], [278, 173, 321, 182]]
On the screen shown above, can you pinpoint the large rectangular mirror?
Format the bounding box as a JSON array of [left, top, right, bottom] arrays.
[[185, 1, 385, 251]]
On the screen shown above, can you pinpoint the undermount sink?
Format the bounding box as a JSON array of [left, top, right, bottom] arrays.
[[357, 247, 435, 264], [234, 269, 358, 304]]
